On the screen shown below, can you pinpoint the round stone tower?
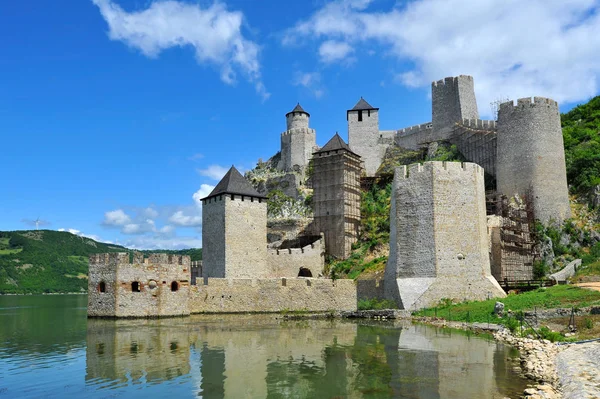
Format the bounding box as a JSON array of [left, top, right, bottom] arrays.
[[496, 97, 571, 224], [286, 103, 310, 130], [279, 104, 317, 173]]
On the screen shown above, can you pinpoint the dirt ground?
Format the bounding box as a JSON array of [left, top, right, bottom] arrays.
[[576, 282, 600, 292]]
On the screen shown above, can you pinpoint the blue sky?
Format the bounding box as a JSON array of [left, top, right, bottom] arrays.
[[2, 0, 600, 249]]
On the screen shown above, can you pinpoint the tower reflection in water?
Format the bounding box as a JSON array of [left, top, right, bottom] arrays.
[[85, 316, 524, 398]]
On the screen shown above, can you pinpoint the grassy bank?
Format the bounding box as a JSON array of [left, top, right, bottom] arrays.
[[413, 285, 600, 341]]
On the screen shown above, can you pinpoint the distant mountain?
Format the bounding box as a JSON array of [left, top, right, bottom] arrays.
[[0, 230, 201, 294]]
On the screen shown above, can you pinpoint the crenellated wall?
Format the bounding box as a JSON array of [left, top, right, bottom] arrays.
[[449, 118, 498, 176], [189, 278, 356, 313], [432, 75, 479, 135], [266, 237, 325, 278], [280, 127, 317, 173]]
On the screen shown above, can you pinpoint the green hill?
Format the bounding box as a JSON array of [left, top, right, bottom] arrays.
[[0, 230, 202, 294]]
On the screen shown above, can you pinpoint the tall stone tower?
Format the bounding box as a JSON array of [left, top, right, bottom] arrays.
[[312, 133, 362, 259], [384, 162, 505, 310], [432, 75, 479, 136], [279, 103, 316, 174], [347, 97, 381, 176], [496, 97, 571, 224], [201, 166, 268, 278]]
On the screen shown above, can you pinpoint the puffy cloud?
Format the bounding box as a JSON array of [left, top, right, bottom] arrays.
[[284, 0, 600, 116], [197, 165, 230, 181], [92, 0, 269, 99], [319, 40, 354, 64], [293, 71, 324, 98], [168, 210, 202, 227], [193, 184, 216, 205], [123, 235, 202, 250], [103, 209, 131, 226]]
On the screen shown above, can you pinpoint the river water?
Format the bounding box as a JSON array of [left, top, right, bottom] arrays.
[[0, 295, 530, 398]]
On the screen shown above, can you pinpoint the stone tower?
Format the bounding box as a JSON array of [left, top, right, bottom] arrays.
[[201, 166, 268, 278], [432, 75, 479, 136], [347, 97, 381, 176], [496, 97, 571, 224], [312, 133, 362, 259], [384, 162, 505, 310], [279, 103, 316, 174]]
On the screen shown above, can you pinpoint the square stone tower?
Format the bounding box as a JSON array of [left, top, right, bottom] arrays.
[[432, 75, 479, 136], [347, 97, 381, 176], [384, 162, 505, 310], [201, 166, 268, 278], [312, 133, 362, 259]]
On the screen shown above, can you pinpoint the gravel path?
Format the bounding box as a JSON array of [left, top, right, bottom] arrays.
[[555, 342, 600, 399]]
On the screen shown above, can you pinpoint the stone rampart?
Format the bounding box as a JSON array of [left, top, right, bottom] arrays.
[[497, 97, 571, 223], [189, 278, 356, 313], [266, 238, 324, 278], [432, 75, 479, 135]]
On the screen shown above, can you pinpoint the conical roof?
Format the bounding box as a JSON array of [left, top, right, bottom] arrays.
[[286, 103, 310, 117], [202, 166, 266, 200], [349, 97, 378, 111], [314, 133, 358, 156]]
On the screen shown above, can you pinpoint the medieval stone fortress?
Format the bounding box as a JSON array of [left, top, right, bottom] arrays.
[[88, 74, 571, 317]]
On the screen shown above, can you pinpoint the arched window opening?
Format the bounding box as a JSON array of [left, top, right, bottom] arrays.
[[298, 268, 313, 277], [98, 281, 106, 293], [171, 281, 179, 292], [131, 281, 141, 292]]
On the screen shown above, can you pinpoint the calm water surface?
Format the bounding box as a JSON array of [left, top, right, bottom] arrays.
[[0, 295, 529, 398]]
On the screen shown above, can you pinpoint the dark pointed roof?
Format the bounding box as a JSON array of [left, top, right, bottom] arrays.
[[202, 166, 266, 200], [349, 97, 378, 112], [286, 103, 310, 117], [314, 133, 359, 156]]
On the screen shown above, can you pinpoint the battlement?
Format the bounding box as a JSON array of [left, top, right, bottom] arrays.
[[281, 127, 316, 137], [498, 97, 559, 114], [396, 161, 483, 179], [89, 252, 129, 266], [397, 123, 433, 137], [89, 252, 191, 267], [459, 118, 497, 131], [432, 75, 474, 87], [198, 277, 344, 289]]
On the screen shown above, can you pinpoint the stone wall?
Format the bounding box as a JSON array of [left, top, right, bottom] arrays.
[[432, 75, 479, 136], [189, 278, 356, 313], [496, 97, 571, 224], [384, 162, 506, 310], [266, 237, 325, 278], [449, 119, 497, 177], [88, 253, 191, 318], [202, 194, 268, 278], [395, 122, 432, 150], [347, 108, 382, 176]]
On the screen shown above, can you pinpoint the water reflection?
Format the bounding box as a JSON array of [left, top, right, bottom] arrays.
[[83, 316, 526, 399]]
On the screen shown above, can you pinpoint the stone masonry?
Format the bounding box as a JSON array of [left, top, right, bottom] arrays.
[[384, 162, 506, 310], [201, 166, 269, 279], [87, 253, 191, 318], [312, 133, 363, 259], [496, 97, 571, 224], [278, 103, 317, 175]]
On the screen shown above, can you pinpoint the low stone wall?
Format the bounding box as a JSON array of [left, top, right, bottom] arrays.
[[189, 278, 356, 313], [266, 240, 324, 278], [356, 278, 385, 301]]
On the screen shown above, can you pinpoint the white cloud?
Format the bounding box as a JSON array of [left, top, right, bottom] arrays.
[[284, 0, 600, 116], [193, 184, 216, 205], [293, 71, 324, 98], [92, 0, 269, 99], [124, 235, 202, 250], [103, 209, 132, 226], [168, 210, 203, 227], [58, 228, 111, 244], [319, 40, 354, 64], [143, 207, 159, 219], [197, 165, 230, 181]]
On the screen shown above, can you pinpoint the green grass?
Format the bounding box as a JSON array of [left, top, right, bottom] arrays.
[[415, 285, 600, 324], [573, 259, 600, 282], [358, 298, 397, 310]]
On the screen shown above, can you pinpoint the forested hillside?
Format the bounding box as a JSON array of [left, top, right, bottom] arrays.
[[0, 230, 202, 294]]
